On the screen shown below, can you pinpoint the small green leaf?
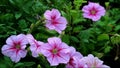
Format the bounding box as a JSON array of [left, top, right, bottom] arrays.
[[73, 26, 82, 32], [15, 12, 22, 19], [46, 30, 57, 34], [70, 36, 79, 43], [97, 34, 109, 41], [79, 29, 92, 43], [92, 52, 104, 58], [114, 25, 120, 31], [18, 19, 28, 29], [37, 64, 42, 68], [62, 35, 70, 44], [105, 2, 109, 8], [9, 0, 15, 5], [23, 62, 35, 67], [104, 46, 112, 53], [111, 34, 120, 44], [14, 63, 24, 68]]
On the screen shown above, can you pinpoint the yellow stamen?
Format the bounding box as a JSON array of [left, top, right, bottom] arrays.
[[91, 10, 96, 15], [16, 45, 20, 49], [52, 49, 58, 54]]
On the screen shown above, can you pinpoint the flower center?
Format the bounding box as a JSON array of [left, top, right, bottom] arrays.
[[51, 15, 56, 19], [15, 45, 21, 49], [91, 10, 96, 15], [69, 58, 74, 65], [52, 20, 58, 25], [91, 61, 97, 68], [91, 65, 96, 68], [52, 49, 58, 54]]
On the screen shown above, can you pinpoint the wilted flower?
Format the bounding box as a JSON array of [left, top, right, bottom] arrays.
[[41, 37, 70, 66], [82, 54, 110, 68], [44, 9, 67, 33], [82, 2, 106, 21], [66, 47, 83, 68], [1, 34, 28, 63], [26, 34, 44, 57]]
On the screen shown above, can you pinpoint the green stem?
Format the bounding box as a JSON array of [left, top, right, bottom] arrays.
[[27, 18, 45, 34]]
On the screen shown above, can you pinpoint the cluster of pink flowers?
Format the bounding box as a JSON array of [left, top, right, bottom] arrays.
[[1, 34, 110, 68], [44, 2, 106, 34], [1, 2, 109, 68]]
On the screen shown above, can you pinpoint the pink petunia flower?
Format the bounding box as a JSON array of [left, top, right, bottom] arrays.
[[76, 59, 88, 68], [44, 9, 67, 34], [82, 2, 106, 21], [26, 34, 44, 57], [82, 54, 110, 68], [66, 47, 84, 68], [41, 37, 70, 66], [1, 34, 28, 63]]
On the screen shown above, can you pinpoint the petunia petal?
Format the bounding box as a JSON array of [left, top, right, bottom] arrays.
[[10, 51, 21, 63], [51, 9, 61, 20], [58, 53, 70, 64], [47, 37, 62, 47], [44, 10, 52, 20], [45, 20, 56, 30], [18, 50, 27, 58], [47, 55, 59, 66]]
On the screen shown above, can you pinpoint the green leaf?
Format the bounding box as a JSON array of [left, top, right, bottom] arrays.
[[73, 26, 83, 33], [23, 62, 35, 67], [22, 0, 34, 14], [37, 64, 42, 68], [0, 13, 14, 22], [0, 56, 13, 68], [114, 25, 120, 31], [111, 34, 120, 44], [70, 36, 79, 43], [105, 2, 109, 8], [62, 35, 70, 44], [104, 46, 112, 53], [73, 0, 83, 10], [46, 30, 57, 34], [97, 34, 109, 41], [15, 12, 22, 19], [18, 19, 28, 29], [92, 52, 104, 58], [79, 29, 92, 43], [9, 0, 16, 5], [14, 63, 24, 68]]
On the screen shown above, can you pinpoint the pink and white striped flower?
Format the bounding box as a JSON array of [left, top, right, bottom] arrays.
[[82, 54, 110, 68], [66, 47, 84, 68], [82, 2, 106, 21], [76, 59, 88, 68], [41, 37, 70, 66], [26, 34, 44, 57], [1, 34, 28, 63], [44, 9, 67, 34]]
